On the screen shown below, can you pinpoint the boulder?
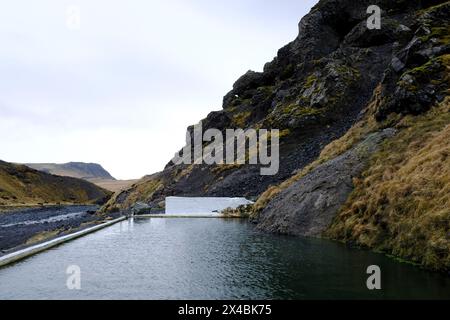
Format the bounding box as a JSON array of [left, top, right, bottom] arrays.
[[255, 129, 396, 236]]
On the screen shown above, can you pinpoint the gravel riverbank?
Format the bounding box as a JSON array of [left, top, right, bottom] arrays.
[[0, 205, 121, 255]]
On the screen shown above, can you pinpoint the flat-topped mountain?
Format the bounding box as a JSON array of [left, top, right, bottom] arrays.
[[26, 162, 137, 193], [0, 160, 112, 207], [26, 162, 116, 181]]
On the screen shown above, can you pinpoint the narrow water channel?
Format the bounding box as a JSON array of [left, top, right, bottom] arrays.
[[0, 218, 448, 300]]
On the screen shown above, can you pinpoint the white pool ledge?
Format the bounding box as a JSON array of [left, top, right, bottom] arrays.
[[165, 196, 253, 216]]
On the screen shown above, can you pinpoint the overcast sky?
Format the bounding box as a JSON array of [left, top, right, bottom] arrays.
[[0, 0, 317, 180]]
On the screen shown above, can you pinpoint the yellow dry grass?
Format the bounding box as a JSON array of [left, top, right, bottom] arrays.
[[90, 179, 138, 193], [326, 99, 450, 271], [25, 229, 61, 245]]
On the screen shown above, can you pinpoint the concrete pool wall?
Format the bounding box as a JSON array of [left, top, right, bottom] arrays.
[[165, 197, 253, 215]]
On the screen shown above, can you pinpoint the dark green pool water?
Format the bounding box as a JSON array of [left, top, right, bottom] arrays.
[[0, 218, 448, 299]]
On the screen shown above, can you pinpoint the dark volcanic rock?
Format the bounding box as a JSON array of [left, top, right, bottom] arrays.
[[373, 2, 450, 120], [254, 129, 396, 236]]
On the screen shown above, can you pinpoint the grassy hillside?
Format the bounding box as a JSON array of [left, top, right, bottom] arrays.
[[325, 99, 450, 272], [0, 160, 112, 207]]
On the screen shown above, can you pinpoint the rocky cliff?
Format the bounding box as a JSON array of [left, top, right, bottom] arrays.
[[104, 0, 449, 272]]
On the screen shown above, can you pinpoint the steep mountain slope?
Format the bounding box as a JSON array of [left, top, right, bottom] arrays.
[[26, 162, 116, 181], [104, 0, 449, 271], [252, 1, 449, 272], [0, 160, 112, 207]]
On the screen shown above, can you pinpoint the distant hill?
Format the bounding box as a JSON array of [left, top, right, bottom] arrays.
[[88, 178, 138, 193], [25, 162, 137, 193], [0, 160, 112, 207], [26, 162, 116, 181]]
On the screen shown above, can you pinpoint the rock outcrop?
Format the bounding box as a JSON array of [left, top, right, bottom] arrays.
[[255, 129, 396, 236]]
